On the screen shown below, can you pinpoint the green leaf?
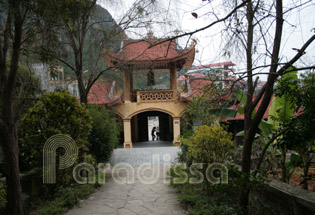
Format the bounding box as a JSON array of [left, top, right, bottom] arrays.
[[235, 89, 246, 105], [237, 106, 244, 114], [268, 66, 298, 129], [259, 119, 273, 137], [236, 130, 244, 137]]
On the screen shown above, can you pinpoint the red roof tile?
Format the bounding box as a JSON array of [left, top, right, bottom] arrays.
[[105, 39, 195, 68], [180, 79, 212, 102], [223, 96, 272, 121], [88, 82, 113, 104], [121, 40, 180, 61]]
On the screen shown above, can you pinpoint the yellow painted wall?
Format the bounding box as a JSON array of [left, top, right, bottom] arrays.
[[112, 101, 188, 120]]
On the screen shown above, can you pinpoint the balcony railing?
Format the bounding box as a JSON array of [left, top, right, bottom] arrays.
[[136, 90, 176, 102]]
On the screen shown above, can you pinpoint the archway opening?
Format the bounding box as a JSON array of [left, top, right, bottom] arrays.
[[148, 116, 159, 141], [131, 111, 173, 147]]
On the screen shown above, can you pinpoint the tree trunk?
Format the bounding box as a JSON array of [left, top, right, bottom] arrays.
[[238, 125, 256, 211], [0, 3, 25, 213], [0, 123, 24, 215], [238, 0, 255, 210], [77, 75, 87, 104]]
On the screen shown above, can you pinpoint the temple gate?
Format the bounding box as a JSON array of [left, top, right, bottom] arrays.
[[104, 36, 195, 148]]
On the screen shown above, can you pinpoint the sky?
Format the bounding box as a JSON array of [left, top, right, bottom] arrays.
[[99, 0, 315, 81]]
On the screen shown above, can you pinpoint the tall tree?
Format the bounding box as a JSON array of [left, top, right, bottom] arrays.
[[53, 0, 101, 104], [0, 0, 57, 213], [0, 0, 30, 213], [161, 0, 315, 211], [53, 0, 167, 103]]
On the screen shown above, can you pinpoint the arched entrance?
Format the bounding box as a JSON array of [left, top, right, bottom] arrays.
[[130, 111, 173, 147]]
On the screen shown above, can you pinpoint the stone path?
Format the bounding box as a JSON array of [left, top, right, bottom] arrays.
[[66, 147, 185, 215], [117, 141, 174, 148]]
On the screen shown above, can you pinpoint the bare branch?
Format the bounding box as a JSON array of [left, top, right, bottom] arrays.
[[58, 58, 75, 72], [277, 34, 315, 75], [147, 0, 250, 48]]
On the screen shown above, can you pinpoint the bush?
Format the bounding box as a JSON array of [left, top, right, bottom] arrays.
[[177, 129, 194, 164], [19, 90, 92, 188], [88, 106, 119, 163], [183, 124, 234, 164], [19, 90, 92, 171], [169, 166, 241, 215]]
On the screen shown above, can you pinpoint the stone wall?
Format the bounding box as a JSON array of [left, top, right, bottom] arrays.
[[249, 179, 315, 215]]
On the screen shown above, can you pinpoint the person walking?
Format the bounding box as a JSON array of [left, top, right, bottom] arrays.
[[151, 127, 156, 141]]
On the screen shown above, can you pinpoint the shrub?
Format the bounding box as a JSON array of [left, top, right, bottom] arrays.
[[19, 90, 92, 171], [88, 106, 119, 163], [170, 166, 240, 215], [184, 124, 234, 164], [177, 129, 194, 164], [19, 90, 92, 188]]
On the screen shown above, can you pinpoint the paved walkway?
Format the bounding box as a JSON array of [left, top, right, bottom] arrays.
[[117, 141, 174, 148], [66, 147, 185, 215]]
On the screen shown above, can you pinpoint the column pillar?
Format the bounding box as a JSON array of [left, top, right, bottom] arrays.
[[123, 119, 132, 148], [173, 117, 180, 146]]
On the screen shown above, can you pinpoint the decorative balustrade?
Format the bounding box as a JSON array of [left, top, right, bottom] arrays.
[[136, 90, 176, 102]]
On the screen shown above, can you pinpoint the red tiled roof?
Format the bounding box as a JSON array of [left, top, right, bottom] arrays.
[[180, 79, 212, 102], [105, 39, 195, 69], [119, 40, 180, 61], [223, 96, 272, 121], [191, 61, 235, 70], [88, 82, 113, 104]]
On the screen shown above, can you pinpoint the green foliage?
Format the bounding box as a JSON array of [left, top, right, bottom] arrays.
[[88, 105, 119, 163], [19, 90, 92, 172], [183, 125, 234, 164], [278, 71, 315, 188], [177, 129, 194, 164], [0, 63, 41, 111], [183, 81, 232, 127], [36, 185, 95, 215], [280, 71, 315, 148], [235, 89, 274, 137], [169, 166, 254, 215], [37, 200, 64, 215], [177, 185, 237, 215], [268, 67, 298, 129]]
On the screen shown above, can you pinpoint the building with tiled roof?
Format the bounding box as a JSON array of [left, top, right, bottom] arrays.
[[103, 35, 196, 148]]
